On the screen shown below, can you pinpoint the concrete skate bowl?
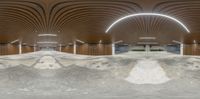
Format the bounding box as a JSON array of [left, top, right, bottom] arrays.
[[34, 56, 61, 69], [126, 59, 170, 84], [0, 52, 200, 99]]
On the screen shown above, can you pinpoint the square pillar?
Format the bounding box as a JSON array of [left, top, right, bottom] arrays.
[[180, 44, 184, 55], [73, 41, 76, 54], [112, 43, 115, 55], [145, 45, 150, 55], [19, 42, 22, 54], [59, 44, 62, 52]]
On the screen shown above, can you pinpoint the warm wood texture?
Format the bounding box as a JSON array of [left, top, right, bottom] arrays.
[[1, 0, 200, 55], [184, 33, 200, 44], [0, 44, 35, 55], [0, 43, 112, 55], [61, 46, 74, 54], [22, 46, 34, 54], [0, 44, 19, 55], [61, 44, 112, 55], [0, 0, 200, 45], [184, 44, 200, 56]]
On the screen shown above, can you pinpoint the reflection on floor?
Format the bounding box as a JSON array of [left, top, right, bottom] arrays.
[[0, 51, 200, 99]]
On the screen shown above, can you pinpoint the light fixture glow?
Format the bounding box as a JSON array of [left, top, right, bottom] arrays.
[[193, 40, 197, 44], [37, 42, 58, 44], [137, 42, 158, 45], [10, 39, 19, 44], [68, 43, 73, 45], [114, 40, 123, 44], [99, 40, 102, 44], [38, 34, 57, 37], [76, 39, 85, 44], [172, 40, 182, 44], [22, 43, 27, 45], [106, 13, 190, 33], [139, 37, 156, 40]]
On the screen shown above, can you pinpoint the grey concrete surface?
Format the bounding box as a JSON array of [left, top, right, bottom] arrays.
[[0, 51, 200, 99]]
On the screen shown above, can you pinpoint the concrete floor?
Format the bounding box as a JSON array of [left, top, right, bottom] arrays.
[[0, 51, 200, 99]]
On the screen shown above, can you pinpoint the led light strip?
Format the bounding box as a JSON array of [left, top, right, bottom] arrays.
[[37, 42, 58, 44], [76, 39, 85, 43], [114, 40, 123, 44], [137, 42, 158, 45], [172, 40, 182, 44], [10, 39, 19, 44], [106, 13, 190, 33], [139, 37, 156, 40], [38, 34, 57, 37]]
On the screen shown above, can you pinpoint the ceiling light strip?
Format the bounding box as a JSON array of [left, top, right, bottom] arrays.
[[37, 42, 58, 44], [114, 40, 123, 44], [137, 42, 158, 45], [106, 13, 190, 33], [139, 37, 156, 40], [76, 39, 85, 43], [10, 39, 19, 44], [172, 40, 182, 44], [38, 34, 57, 37]]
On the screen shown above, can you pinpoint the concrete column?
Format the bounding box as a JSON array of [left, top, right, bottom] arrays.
[[73, 41, 76, 54], [112, 43, 115, 55], [33, 45, 36, 52], [59, 44, 62, 52], [145, 45, 150, 52], [19, 42, 22, 54], [180, 44, 184, 55], [145, 45, 150, 56]]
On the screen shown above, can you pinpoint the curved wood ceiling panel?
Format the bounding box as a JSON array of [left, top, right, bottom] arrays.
[[153, 0, 200, 33], [0, 0, 200, 45]]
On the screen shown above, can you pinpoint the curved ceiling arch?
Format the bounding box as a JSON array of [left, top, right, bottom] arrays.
[[105, 13, 191, 33]]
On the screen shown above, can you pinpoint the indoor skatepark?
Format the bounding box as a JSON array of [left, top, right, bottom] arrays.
[[0, 0, 200, 99]]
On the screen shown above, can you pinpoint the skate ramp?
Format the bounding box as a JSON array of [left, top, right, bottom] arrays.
[[126, 59, 170, 84]]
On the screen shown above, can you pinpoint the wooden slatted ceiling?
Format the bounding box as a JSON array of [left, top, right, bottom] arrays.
[[0, 0, 200, 45]]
